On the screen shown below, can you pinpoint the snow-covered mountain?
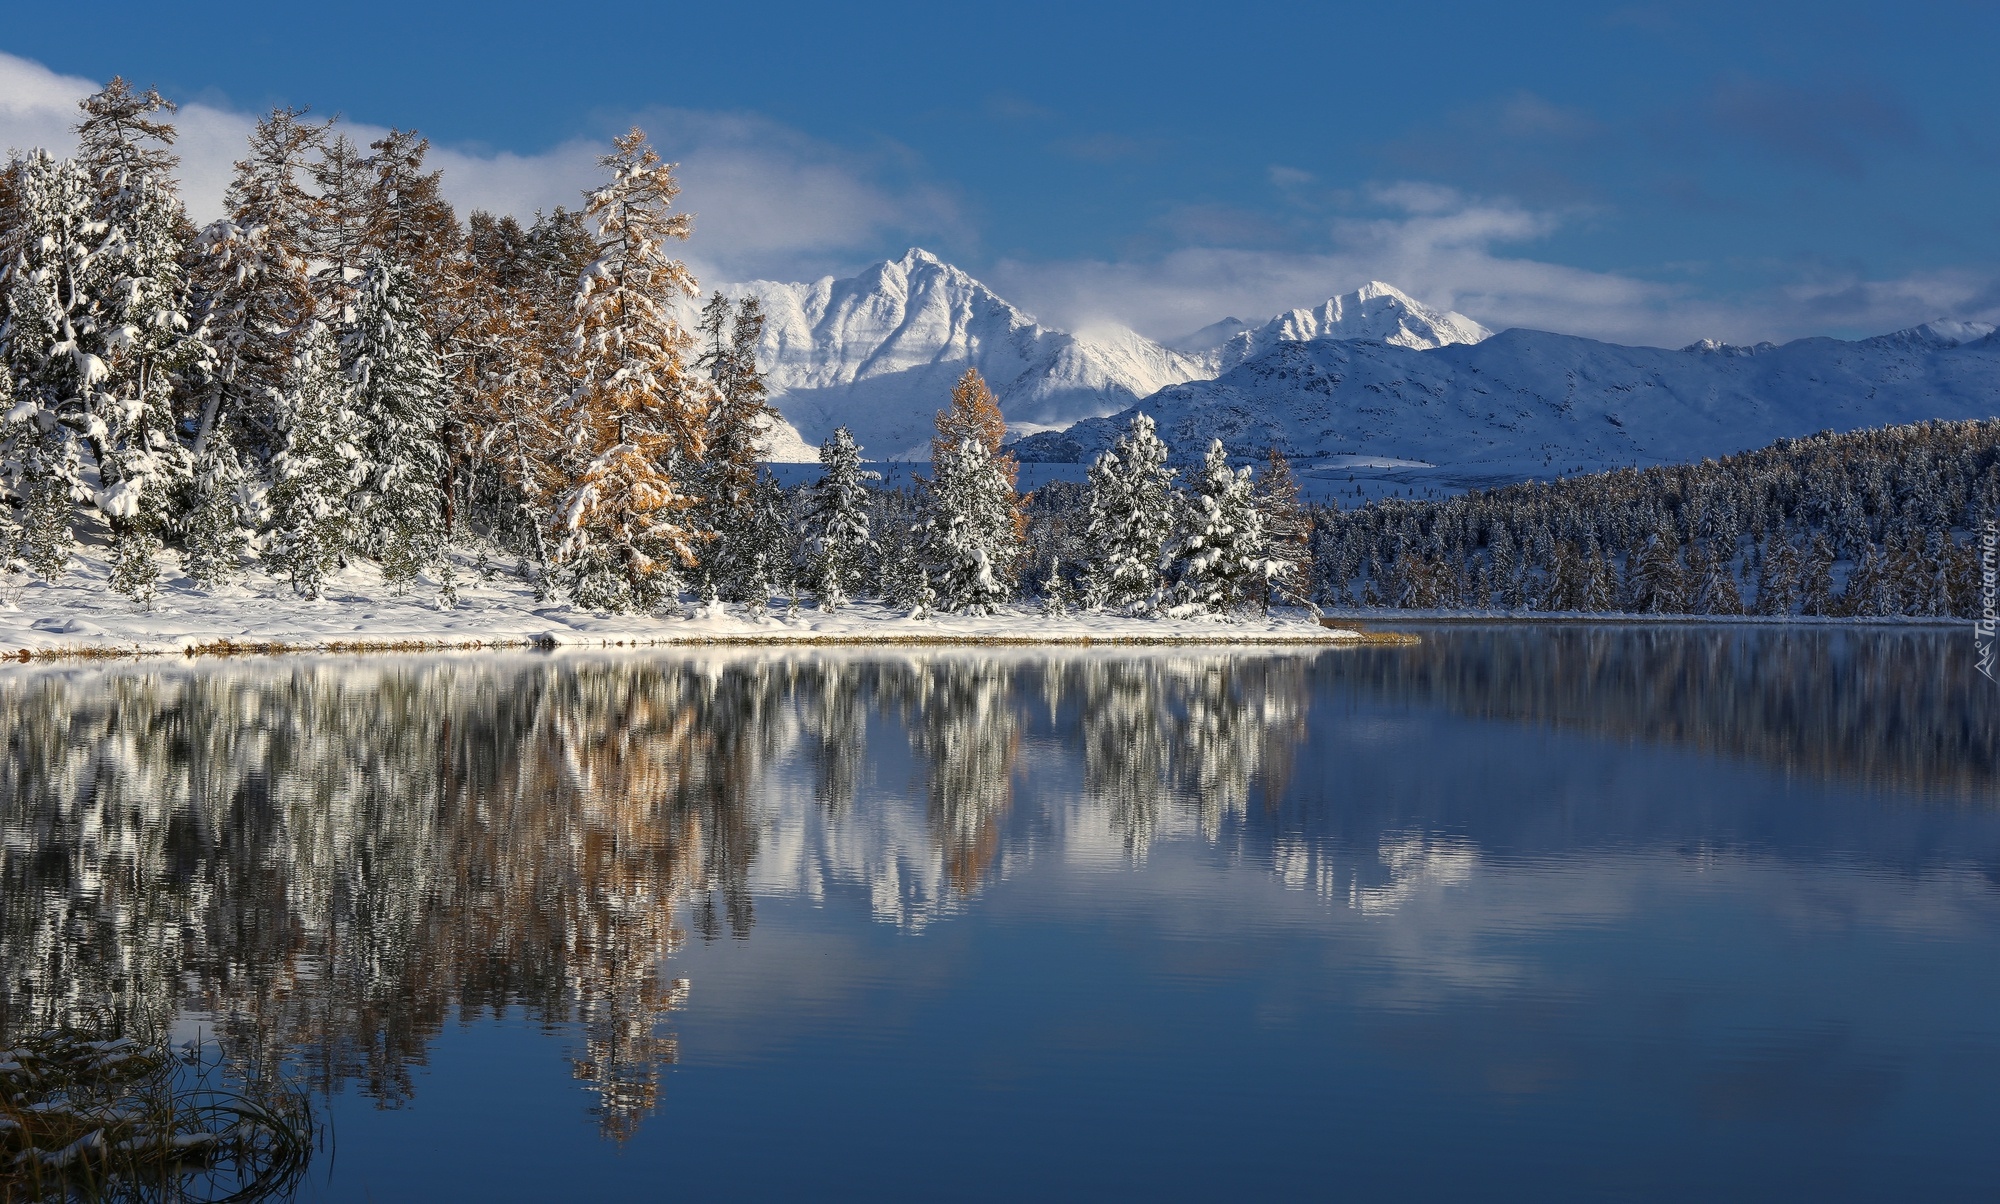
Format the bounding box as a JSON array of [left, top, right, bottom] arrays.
[[1012, 320, 2000, 485], [734, 252, 1494, 461], [736, 249, 1210, 461], [1193, 281, 1491, 370]]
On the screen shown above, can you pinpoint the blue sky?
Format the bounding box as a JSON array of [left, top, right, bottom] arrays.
[[1, 0, 1993, 345]]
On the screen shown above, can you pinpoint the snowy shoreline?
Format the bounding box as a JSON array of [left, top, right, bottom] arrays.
[[0, 551, 1373, 660]]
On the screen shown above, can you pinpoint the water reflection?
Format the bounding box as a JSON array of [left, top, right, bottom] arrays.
[[0, 629, 1990, 1155], [1339, 624, 2000, 799], [0, 649, 1316, 1139]]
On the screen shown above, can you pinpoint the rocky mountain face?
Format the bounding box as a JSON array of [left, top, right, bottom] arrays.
[[736, 249, 1208, 460], [734, 252, 1489, 461]]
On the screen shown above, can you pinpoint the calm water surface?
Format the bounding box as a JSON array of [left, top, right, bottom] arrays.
[[3, 626, 1997, 1201]]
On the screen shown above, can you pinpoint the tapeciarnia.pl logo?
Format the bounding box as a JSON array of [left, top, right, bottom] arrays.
[[1979, 517, 1998, 683]]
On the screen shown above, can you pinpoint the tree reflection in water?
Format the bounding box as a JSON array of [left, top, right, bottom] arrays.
[[2, 629, 1982, 1145], [0, 649, 1312, 1140]]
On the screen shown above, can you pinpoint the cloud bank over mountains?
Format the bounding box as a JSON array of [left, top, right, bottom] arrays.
[[0, 48, 1991, 352]]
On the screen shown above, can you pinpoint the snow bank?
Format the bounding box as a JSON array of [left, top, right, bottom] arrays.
[[0, 549, 1360, 659]]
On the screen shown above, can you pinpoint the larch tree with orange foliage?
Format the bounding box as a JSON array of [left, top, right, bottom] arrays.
[[918, 368, 1023, 613], [550, 129, 712, 612]]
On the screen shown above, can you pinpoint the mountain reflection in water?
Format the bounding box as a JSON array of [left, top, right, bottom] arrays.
[[0, 628, 1994, 1197]]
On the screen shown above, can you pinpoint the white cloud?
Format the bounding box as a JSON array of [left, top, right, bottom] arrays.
[[0, 49, 964, 287], [988, 183, 2000, 347], [3, 50, 1989, 348]]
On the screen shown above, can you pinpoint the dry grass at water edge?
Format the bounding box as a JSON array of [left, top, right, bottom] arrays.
[[0, 1029, 318, 1201]]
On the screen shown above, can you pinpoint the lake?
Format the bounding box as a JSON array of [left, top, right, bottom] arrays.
[[2, 625, 1997, 1200]]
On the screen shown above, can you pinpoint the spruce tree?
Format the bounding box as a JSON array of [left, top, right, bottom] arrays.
[[190, 107, 321, 465], [551, 130, 707, 611], [1583, 536, 1617, 611], [694, 292, 777, 600], [804, 426, 878, 611], [922, 437, 1021, 613], [734, 472, 793, 617], [1079, 411, 1176, 612], [1256, 446, 1311, 612], [1627, 522, 1687, 613], [1688, 540, 1743, 614], [76, 82, 207, 600], [918, 371, 1021, 614], [1537, 540, 1588, 611], [1798, 534, 1836, 616], [182, 426, 253, 589], [345, 258, 448, 595], [264, 323, 361, 599], [1752, 536, 1801, 616], [0, 152, 105, 584], [1165, 439, 1272, 617]]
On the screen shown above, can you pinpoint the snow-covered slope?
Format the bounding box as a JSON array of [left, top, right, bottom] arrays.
[[1197, 281, 1491, 369], [737, 249, 1211, 460], [1012, 321, 2000, 483], [734, 255, 1494, 462]]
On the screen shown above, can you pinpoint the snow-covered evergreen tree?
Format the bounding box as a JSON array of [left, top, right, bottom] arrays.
[[733, 471, 792, 617], [189, 107, 321, 465], [1164, 440, 1271, 617], [1752, 535, 1800, 616], [551, 130, 707, 612], [923, 436, 1020, 614], [264, 323, 361, 599], [1255, 446, 1310, 612], [181, 426, 253, 589], [344, 258, 448, 595], [0, 363, 31, 577], [1079, 411, 1176, 612], [1626, 521, 1687, 614], [916, 371, 1021, 614], [1687, 540, 1743, 615], [77, 79, 206, 600], [1537, 540, 1588, 611], [0, 152, 107, 584], [693, 291, 777, 600], [803, 426, 877, 611], [1799, 533, 1836, 616]]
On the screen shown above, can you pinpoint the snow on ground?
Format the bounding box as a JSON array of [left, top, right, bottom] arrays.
[[0, 547, 1356, 658]]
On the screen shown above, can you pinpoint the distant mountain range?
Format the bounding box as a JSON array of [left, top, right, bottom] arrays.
[[733, 249, 1485, 461], [1013, 320, 2000, 487], [735, 249, 2000, 486]]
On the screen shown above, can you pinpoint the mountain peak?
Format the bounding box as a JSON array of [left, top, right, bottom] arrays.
[[896, 246, 950, 271], [1198, 281, 1491, 369], [1352, 280, 1415, 302]]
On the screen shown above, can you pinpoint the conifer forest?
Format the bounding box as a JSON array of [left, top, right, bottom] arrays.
[[0, 79, 1987, 623]]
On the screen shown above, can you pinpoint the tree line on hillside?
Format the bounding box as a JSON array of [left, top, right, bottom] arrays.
[[1302, 418, 1997, 618]]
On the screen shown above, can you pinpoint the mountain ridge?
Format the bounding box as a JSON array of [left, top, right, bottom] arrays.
[[732, 250, 1490, 460], [1010, 320, 2000, 486]]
